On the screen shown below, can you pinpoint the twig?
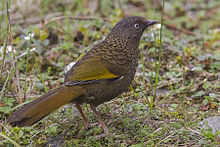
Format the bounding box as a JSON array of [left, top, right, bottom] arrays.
[[158, 128, 184, 144], [10, 12, 63, 26], [24, 34, 32, 101], [153, 0, 164, 101], [5, 94, 41, 98], [153, 127, 162, 134], [134, 80, 150, 104], [45, 16, 111, 25], [0, 38, 8, 75], [0, 66, 14, 100], [5, 0, 22, 103], [10, 12, 110, 26], [165, 23, 199, 36], [185, 127, 202, 136], [17, 48, 36, 59]]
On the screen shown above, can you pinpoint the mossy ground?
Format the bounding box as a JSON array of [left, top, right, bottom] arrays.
[[0, 0, 219, 146]]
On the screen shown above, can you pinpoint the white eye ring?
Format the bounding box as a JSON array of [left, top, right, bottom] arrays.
[[134, 23, 139, 29]]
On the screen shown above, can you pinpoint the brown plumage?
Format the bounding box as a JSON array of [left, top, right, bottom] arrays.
[[8, 16, 157, 133]]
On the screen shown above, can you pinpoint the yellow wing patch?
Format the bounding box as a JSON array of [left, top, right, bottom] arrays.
[[67, 56, 119, 82]]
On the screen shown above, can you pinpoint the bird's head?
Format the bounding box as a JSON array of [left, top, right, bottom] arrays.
[[108, 16, 157, 47]]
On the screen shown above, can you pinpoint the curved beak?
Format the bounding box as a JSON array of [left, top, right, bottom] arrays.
[[146, 20, 158, 27]]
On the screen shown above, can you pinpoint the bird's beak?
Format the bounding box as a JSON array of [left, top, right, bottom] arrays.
[[146, 20, 158, 27]]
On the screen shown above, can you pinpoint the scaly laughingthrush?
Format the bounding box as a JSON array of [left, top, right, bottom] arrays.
[[8, 16, 157, 133]]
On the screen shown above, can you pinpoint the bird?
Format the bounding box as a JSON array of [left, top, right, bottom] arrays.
[[8, 16, 157, 133]]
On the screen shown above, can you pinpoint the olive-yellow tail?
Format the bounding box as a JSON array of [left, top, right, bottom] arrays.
[[8, 85, 85, 127]]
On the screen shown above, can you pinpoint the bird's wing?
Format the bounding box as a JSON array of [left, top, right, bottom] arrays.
[[65, 55, 121, 82]]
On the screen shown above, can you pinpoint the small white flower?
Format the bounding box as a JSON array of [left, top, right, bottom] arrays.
[[154, 24, 161, 30], [6, 46, 12, 53], [209, 29, 220, 34], [150, 24, 161, 38], [31, 48, 36, 51], [0, 46, 16, 53], [24, 36, 30, 40], [24, 33, 35, 40]]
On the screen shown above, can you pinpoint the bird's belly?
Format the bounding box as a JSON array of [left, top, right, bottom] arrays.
[[77, 69, 136, 107]]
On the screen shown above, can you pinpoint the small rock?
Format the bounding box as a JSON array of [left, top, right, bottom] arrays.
[[198, 116, 220, 133]]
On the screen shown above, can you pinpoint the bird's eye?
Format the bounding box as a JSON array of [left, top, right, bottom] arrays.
[[134, 24, 139, 29]]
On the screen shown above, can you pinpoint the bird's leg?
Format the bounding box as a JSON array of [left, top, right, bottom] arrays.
[[90, 104, 109, 134], [76, 105, 89, 130]]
